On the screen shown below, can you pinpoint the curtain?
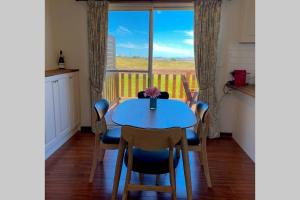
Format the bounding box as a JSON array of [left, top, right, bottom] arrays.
[[87, 0, 108, 133], [194, 0, 222, 138]]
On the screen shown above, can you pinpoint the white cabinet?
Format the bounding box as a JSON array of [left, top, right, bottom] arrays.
[[232, 92, 255, 162], [239, 0, 255, 43], [45, 82, 56, 144], [45, 71, 80, 159], [69, 73, 80, 130]]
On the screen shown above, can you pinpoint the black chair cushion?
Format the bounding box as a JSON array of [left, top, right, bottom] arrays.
[[186, 129, 200, 145], [157, 92, 169, 99], [176, 129, 200, 146], [101, 127, 121, 144], [124, 148, 179, 174]]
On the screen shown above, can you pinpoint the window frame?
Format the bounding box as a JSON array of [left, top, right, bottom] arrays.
[[108, 3, 194, 87]]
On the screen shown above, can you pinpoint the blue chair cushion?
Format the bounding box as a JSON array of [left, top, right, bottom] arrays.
[[176, 129, 200, 146], [101, 127, 121, 144], [186, 129, 200, 145], [124, 148, 180, 174]]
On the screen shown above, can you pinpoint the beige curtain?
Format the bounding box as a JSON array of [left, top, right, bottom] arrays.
[[194, 0, 222, 138], [87, 0, 108, 132]]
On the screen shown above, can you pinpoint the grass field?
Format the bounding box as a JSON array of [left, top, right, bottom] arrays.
[[104, 57, 197, 101], [115, 56, 195, 70]]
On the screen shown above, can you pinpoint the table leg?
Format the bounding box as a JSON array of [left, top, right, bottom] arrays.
[[111, 137, 126, 200], [181, 129, 192, 200]]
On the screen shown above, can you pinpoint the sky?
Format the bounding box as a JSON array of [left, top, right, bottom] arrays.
[[108, 10, 194, 58]]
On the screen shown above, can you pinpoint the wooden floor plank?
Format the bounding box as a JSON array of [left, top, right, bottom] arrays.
[[46, 132, 255, 200]]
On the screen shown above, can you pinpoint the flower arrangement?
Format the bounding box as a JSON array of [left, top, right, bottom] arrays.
[[144, 87, 161, 98]]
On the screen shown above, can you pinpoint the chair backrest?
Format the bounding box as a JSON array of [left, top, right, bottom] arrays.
[[121, 126, 182, 151], [181, 75, 193, 102], [195, 101, 209, 140], [94, 99, 109, 133], [159, 91, 170, 99], [196, 101, 209, 123], [137, 91, 146, 98], [137, 91, 169, 99]]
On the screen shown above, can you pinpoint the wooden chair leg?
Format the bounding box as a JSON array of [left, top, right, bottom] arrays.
[[123, 145, 133, 200], [122, 170, 131, 200], [89, 143, 99, 183], [99, 148, 106, 162], [112, 139, 126, 200], [155, 174, 160, 185], [199, 151, 203, 166], [169, 169, 176, 200], [174, 169, 176, 183], [202, 151, 212, 188], [139, 173, 144, 184], [181, 135, 193, 200]]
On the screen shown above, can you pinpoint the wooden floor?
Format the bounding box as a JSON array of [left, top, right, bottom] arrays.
[[46, 131, 255, 200]]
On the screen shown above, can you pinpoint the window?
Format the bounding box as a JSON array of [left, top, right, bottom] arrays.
[[103, 5, 198, 102], [153, 10, 195, 98]]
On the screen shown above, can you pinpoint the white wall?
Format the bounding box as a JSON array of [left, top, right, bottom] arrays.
[[45, 0, 57, 68], [45, 0, 90, 126], [217, 0, 255, 161]]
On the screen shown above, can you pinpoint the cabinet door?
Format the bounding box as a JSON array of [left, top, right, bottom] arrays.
[[52, 80, 61, 135], [69, 74, 76, 129], [45, 81, 56, 144], [74, 73, 80, 126], [58, 77, 71, 135]]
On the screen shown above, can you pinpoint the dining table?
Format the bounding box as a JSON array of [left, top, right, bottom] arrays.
[[111, 98, 196, 200]]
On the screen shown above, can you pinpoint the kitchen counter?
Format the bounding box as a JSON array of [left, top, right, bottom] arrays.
[[228, 84, 255, 97], [45, 68, 79, 77]]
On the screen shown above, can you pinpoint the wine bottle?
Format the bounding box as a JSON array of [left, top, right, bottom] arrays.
[[58, 50, 65, 69]]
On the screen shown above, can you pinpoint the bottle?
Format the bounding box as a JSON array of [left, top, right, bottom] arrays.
[[58, 50, 65, 69]]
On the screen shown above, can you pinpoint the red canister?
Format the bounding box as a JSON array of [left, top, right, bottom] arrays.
[[233, 70, 246, 86]]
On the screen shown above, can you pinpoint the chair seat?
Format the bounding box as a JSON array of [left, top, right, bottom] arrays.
[[186, 129, 200, 145], [101, 127, 121, 144], [176, 129, 200, 146], [124, 148, 179, 174]]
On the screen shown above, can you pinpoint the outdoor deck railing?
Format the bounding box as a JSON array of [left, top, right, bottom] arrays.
[[103, 68, 198, 103]]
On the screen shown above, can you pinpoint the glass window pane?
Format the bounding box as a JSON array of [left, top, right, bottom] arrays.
[[104, 11, 150, 102], [108, 11, 149, 71], [153, 10, 197, 100]]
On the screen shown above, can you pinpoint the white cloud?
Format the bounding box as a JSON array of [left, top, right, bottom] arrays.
[[117, 42, 147, 49], [184, 30, 193, 37], [116, 26, 131, 35], [183, 39, 194, 45], [174, 30, 193, 37], [153, 43, 193, 57], [174, 30, 194, 46]]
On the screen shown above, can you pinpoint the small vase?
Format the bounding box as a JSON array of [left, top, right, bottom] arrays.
[[149, 98, 157, 110]]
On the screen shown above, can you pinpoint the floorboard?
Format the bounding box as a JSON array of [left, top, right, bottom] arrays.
[[46, 131, 255, 200]]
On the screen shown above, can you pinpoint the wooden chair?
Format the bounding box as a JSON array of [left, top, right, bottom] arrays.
[[177, 101, 212, 187], [181, 75, 198, 107], [89, 98, 121, 183], [121, 126, 182, 200], [104, 97, 121, 129], [137, 91, 169, 99]]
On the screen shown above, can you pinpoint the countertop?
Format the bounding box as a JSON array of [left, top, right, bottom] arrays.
[[228, 84, 255, 97], [45, 68, 79, 77]]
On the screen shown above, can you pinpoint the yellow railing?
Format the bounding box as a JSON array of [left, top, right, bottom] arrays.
[[103, 69, 198, 103]]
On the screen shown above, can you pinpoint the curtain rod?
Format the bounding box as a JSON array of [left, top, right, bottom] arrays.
[[75, 0, 194, 2]]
